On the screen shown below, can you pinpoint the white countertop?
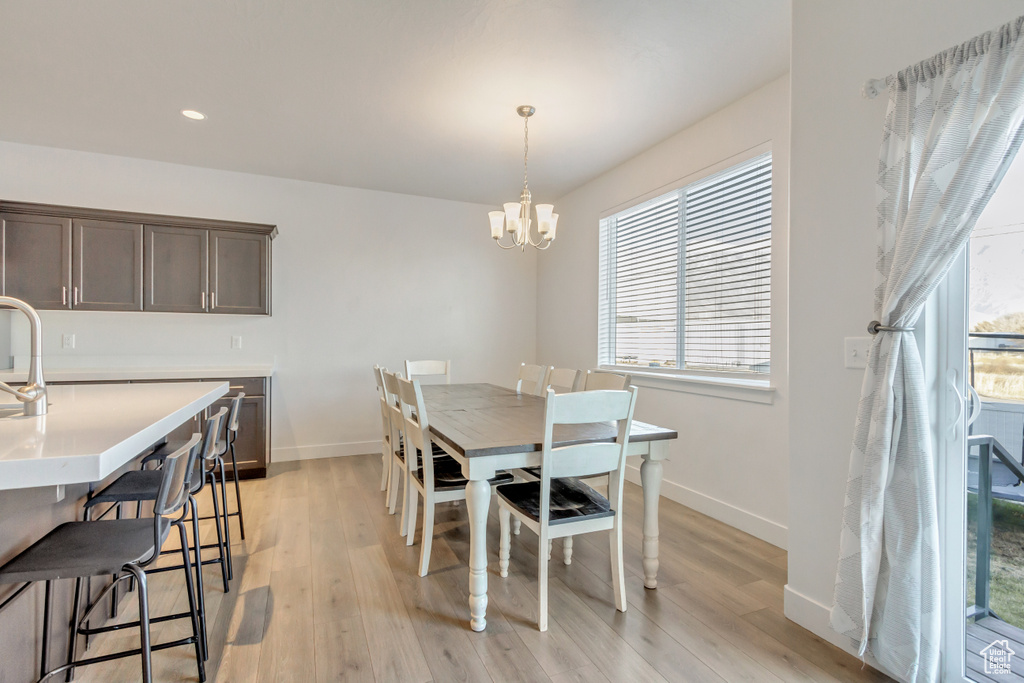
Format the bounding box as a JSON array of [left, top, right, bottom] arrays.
[[0, 365, 273, 383], [0, 381, 228, 490]]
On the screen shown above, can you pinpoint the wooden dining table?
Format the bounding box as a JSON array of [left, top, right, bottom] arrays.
[[421, 382, 678, 632]]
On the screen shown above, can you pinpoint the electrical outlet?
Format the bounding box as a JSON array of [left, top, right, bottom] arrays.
[[844, 337, 872, 369], [62, 333, 75, 349], [231, 335, 242, 350]]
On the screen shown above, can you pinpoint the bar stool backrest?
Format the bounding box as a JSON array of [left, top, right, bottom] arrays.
[[154, 434, 203, 517], [227, 393, 245, 433], [189, 407, 228, 495]]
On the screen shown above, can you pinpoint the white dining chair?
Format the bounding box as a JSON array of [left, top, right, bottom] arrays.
[[405, 359, 451, 384], [497, 386, 638, 631], [373, 365, 393, 493], [395, 376, 514, 576], [381, 370, 411, 524], [546, 367, 581, 393], [516, 363, 551, 396], [580, 369, 632, 391]]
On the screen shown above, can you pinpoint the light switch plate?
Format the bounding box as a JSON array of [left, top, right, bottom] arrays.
[[62, 333, 75, 349], [845, 337, 872, 369]]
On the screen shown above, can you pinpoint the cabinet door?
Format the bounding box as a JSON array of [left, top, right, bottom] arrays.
[[213, 395, 266, 478], [0, 213, 71, 309], [210, 230, 269, 315], [73, 219, 143, 311], [144, 225, 208, 313]]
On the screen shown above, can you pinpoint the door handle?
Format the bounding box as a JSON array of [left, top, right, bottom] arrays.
[[968, 383, 982, 427], [73, 286, 79, 306], [211, 292, 216, 310], [61, 286, 67, 306], [948, 369, 964, 438], [201, 292, 206, 309]]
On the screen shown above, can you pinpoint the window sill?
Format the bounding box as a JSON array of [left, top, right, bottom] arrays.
[[597, 367, 776, 404]]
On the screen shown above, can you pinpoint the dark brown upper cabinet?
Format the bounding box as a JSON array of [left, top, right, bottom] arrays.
[[74, 219, 144, 311], [210, 230, 270, 315], [145, 225, 210, 313], [0, 212, 72, 309], [0, 201, 275, 315]]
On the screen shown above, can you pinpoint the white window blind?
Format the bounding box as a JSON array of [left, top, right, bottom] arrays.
[[598, 152, 772, 374]]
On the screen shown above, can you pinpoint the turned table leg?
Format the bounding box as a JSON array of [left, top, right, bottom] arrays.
[[466, 478, 491, 631], [640, 454, 663, 589]]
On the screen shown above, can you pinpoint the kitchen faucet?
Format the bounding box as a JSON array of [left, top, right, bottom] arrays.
[[0, 296, 47, 416]]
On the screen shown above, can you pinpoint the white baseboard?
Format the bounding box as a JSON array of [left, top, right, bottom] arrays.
[[783, 585, 899, 681], [624, 463, 788, 549], [271, 440, 381, 463]]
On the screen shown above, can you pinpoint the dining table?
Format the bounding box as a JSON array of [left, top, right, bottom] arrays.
[[422, 382, 678, 632]]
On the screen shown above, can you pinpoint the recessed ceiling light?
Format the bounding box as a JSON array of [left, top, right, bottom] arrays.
[[181, 109, 206, 121]]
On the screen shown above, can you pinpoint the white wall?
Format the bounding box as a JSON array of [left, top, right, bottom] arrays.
[[0, 140, 537, 461], [787, 0, 1024, 658], [536, 77, 791, 547]]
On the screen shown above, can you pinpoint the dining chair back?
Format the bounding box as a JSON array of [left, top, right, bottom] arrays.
[[374, 365, 392, 492], [405, 359, 451, 384], [496, 385, 638, 631], [581, 369, 632, 391], [516, 363, 551, 396], [382, 370, 411, 520], [546, 367, 581, 394]]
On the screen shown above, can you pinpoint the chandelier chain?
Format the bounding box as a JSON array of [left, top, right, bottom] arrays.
[[523, 116, 529, 192]]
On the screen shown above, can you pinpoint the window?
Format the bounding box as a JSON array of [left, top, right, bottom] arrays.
[[598, 152, 772, 375]]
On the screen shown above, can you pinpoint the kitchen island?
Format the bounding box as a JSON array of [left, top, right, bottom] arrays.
[[0, 381, 227, 490]]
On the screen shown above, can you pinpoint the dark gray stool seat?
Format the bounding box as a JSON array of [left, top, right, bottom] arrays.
[[84, 470, 163, 506], [496, 478, 613, 526], [0, 519, 169, 583]]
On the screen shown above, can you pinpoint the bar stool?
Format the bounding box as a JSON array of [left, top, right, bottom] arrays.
[[85, 408, 230, 661], [0, 435, 204, 683], [141, 406, 235, 583], [213, 393, 248, 541]]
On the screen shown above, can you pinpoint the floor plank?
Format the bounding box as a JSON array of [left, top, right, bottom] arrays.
[[66, 454, 890, 683]]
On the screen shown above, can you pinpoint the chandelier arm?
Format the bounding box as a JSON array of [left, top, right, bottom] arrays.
[[494, 233, 519, 250], [534, 238, 554, 250]]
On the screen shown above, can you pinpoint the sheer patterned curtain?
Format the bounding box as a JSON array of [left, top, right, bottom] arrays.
[[830, 15, 1024, 683]]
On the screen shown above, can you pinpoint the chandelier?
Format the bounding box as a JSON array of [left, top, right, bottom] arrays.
[[489, 105, 557, 250]]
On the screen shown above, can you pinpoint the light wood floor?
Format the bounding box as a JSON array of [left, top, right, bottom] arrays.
[[73, 454, 891, 682]]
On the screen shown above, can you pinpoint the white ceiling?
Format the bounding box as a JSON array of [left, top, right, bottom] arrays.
[[0, 1, 790, 205]]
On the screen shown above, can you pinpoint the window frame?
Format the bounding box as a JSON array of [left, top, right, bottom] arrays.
[[597, 143, 775, 396]]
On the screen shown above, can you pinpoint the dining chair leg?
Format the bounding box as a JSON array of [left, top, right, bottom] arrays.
[[65, 577, 84, 682], [380, 452, 389, 492], [562, 537, 573, 566], [387, 459, 401, 516], [610, 520, 626, 613], [498, 508, 511, 578], [512, 518, 522, 536], [125, 564, 153, 683], [417, 497, 435, 577], [547, 539, 552, 561], [405, 487, 418, 546], [538, 533, 550, 632], [178, 519, 207, 678]]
